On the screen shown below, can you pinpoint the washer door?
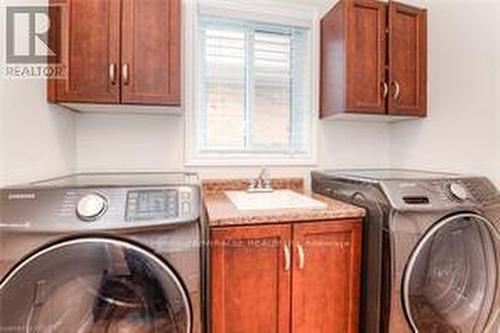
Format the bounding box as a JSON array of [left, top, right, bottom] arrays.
[[403, 213, 498, 333], [0, 237, 191, 333]]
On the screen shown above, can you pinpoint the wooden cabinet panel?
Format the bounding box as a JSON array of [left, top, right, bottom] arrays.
[[121, 0, 181, 105], [210, 220, 363, 333], [320, 0, 346, 118], [52, 0, 120, 103], [320, 0, 427, 119], [210, 225, 291, 333], [388, 2, 427, 116], [320, 0, 386, 117], [48, 0, 181, 107], [291, 221, 362, 333], [346, 0, 387, 114]]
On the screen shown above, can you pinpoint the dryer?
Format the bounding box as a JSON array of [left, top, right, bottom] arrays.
[[0, 172, 204, 333], [312, 169, 500, 333]]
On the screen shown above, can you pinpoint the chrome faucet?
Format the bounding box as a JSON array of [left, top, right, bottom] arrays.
[[248, 168, 274, 193]]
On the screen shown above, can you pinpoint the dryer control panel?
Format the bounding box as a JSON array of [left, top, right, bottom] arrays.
[[381, 177, 496, 211]]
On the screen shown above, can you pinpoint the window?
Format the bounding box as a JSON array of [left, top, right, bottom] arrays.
[[194, 15, 313, 162]]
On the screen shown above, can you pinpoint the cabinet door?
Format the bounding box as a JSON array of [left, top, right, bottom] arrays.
[[346, 0, 387, 114], [388, 2, 427, 116], [121, 0, 181, 106], [210, 225, 291, 333], [320, 0, 346, 118], [291, 220, 362, 333], [53, 0, 120, 103]]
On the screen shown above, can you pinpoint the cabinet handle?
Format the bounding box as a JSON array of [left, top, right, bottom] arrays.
[[392, 81, 401, 101], [109, 64, 117, 85], [284, 243, 291, 272], [297, 242, 305, 270], [122, 64, 130, 86], [381, 82, 389, 98]]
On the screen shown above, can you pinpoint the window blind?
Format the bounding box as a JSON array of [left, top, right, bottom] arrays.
[[197, 16, 311, 155]]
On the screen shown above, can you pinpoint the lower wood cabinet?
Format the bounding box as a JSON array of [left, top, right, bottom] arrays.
[[210, 220, 362, 333]]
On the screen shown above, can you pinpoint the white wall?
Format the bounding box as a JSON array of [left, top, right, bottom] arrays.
[[75, 112, 391, 180], [0, 1, 77, 187], [76, 114, 184, 173], [390, 0, 500, 185], [1, 82, 76, 186], [318, 121, 391, 169]]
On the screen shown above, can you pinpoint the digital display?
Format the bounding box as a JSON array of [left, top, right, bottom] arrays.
[[126, 190, 178, 221]]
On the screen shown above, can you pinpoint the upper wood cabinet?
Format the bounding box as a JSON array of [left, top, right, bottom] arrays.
[[320, 0, 427, 119], [210, 220, 362, 333], [48, 0, 181, 107]]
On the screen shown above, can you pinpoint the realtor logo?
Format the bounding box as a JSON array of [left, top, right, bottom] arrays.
[[4, 5, 66, 79]]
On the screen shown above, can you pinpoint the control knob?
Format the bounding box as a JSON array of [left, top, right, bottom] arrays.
[[76, 193, 108, 221], [447, 183, 469, 201]]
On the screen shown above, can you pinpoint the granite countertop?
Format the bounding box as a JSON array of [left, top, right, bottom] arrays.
[[203, 178, 366, 227]]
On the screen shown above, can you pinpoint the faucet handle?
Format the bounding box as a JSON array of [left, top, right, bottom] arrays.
[[248, 178, 257, 190], [247, 168, 273, 192]]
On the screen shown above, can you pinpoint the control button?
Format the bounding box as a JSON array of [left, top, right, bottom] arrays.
[[447, 183, 469, 201], [181, 190, 192, 200], [76, 193, 108, 221], [181, 202, 191, 214]]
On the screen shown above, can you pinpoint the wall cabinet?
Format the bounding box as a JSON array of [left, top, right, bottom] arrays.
[[48, 0, 180, 107], [210, 220, 362, 333], [320, 0, 427, 119]]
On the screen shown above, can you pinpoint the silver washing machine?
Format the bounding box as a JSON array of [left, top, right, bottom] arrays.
[[312, 169, 500, 333], [0, 172, 204, 333]]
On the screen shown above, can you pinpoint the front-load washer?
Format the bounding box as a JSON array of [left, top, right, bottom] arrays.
[[0, 172, 204, 333], [312, 169, 500, 333]]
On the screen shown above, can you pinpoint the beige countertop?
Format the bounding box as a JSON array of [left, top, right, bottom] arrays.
[[202, 178, 366, 227]]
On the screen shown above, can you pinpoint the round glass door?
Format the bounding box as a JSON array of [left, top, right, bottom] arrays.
[[403, 214, 498, 333], [0, 237, 191, 333]]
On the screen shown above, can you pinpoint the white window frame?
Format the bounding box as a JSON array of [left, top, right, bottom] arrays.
[[184, 0, 320, 166]]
